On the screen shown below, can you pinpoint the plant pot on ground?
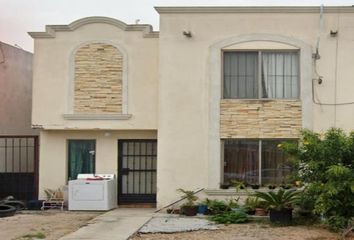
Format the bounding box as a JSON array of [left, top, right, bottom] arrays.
[[268, 185, 276, 190], [251, 184, 260, 190], [269, 208, 293, 225], [177, 188, 199, 216], [253, 189, 300, 224]]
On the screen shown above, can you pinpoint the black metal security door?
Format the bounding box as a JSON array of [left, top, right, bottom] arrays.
[[118, 140, 157, 204], [0, 136, 39, 201]]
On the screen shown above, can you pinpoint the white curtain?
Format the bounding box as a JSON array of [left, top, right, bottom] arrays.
[[262, 52, 299, 99]]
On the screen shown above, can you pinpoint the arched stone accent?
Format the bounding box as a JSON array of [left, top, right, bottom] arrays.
[[74, 43, 123, 113]]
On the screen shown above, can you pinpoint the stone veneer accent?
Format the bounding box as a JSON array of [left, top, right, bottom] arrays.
[[74, 43, 122, 113], [220, 99, 302, 138]]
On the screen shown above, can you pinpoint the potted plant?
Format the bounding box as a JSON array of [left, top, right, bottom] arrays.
[[254, 189, 300, 224], [254, 199, 268, 216], [230, 180, 247, 192], [243, 196, 258, 215], [268, 184, 276, 190], [177, 188, 198, 216]]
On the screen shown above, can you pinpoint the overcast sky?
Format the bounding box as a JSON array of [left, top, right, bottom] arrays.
[[1, 0, 354, 52]]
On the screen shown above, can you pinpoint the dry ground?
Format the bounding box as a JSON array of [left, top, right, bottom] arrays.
[[133, 222, 353, 240], [0, 210, 101, 240]]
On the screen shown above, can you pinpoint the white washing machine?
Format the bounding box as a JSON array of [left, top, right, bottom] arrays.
[[68, 174, 117, 211]]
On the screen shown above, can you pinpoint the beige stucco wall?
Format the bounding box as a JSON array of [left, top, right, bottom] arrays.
[[157, 9, 354, 207], [31, 20, 158, 130], [38, 130, 157, 200]]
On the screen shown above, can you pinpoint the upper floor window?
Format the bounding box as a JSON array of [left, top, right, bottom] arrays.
[[223, 51, 299, 99]]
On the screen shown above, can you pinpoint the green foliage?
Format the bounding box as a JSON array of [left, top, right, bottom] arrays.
[[209, 210, 248, 224], [177, 189, 198, 207], [204, 199, 230, 214], [280, 128, 354, 231], [21, 232, 46, 239], [203, 198, 239, 215], [243, 196, 259, 211], [253, 189, 300, 211]]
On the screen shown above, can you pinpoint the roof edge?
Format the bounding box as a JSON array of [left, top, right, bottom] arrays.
[[28, 16, 159, 39], [154, 6, 354, 14]]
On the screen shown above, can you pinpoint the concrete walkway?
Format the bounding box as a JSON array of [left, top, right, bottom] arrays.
[[59, 208, 154, 240]]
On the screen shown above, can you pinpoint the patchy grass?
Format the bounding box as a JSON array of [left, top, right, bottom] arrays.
[[18, 232, 46, 239]]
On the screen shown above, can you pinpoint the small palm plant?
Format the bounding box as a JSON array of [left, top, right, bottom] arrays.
[[177, 188, 199, 216], [253, 189, 300, 224]]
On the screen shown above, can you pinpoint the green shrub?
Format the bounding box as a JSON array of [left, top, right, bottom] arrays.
[[280, 128, 354, 231], [209, 211, 248, 224], [204, 199, 230, 214]]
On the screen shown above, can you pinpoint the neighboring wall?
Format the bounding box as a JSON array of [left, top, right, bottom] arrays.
[[0, 42, 37, 135], [156, 7, 354, 207]]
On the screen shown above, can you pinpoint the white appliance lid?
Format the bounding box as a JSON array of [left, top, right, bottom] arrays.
[[77, 174, 115, 180]]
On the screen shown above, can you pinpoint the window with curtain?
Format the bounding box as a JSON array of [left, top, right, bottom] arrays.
[[223, 51, 299, 99], [223, 139, 294, 185], [68, 140, 95, 180]]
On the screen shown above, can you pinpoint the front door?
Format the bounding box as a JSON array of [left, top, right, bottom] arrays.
[[118, 140, 157, 204]]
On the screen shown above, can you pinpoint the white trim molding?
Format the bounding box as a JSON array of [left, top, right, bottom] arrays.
[[62, 113, 132, 120], [28, 16, 159, 39], [208, 33, 313, 189], [155, 6, 354, 14], [67, 40, 129, 116]]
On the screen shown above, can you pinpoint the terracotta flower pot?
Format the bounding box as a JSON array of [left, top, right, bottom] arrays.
[[255, 208, 268, 216]]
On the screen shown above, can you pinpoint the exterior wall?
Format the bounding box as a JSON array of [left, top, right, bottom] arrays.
[[31, 19, 158, 130], [157, 8, 354, 207], [220, 100, 302, 138], [74, 43, 123, 113], [0, 42, 38, 135], [38, 129, 157, 200]]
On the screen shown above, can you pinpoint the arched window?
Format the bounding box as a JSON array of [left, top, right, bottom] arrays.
[[74, 43, 123, 114]]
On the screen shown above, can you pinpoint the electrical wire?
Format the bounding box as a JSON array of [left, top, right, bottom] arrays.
[[312, 7, 354, 106], [312, 79, 354, 106]]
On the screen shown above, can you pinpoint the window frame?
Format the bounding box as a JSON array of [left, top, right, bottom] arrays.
[[222, 49, 300, 100], [222, 138, 297, 186]]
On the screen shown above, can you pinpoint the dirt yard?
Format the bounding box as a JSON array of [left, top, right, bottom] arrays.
[[0, 210, 101, 240], [133, 222, 352, 240]]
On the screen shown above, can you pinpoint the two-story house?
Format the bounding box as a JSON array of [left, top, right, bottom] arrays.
[[29, 6, 354, 208]]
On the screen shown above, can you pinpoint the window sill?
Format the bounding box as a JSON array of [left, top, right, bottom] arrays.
[[63, 113, 132, 120], [205, 188, 272, 196], [221, 98, 300, 101]]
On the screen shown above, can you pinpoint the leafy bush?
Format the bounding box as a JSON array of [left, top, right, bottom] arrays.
[[203, 198, 240, 215], [280, 128, 354, 231], [204, 199, 230, 214], [209, 210, 248, 224]]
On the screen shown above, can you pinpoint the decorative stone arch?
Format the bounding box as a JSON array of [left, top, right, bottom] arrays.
[[67, 40, 129, 116], [207, 33, 313, 189]]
